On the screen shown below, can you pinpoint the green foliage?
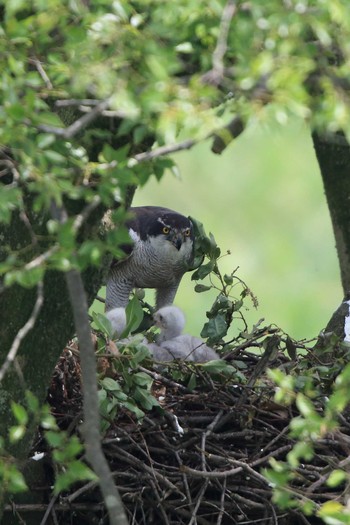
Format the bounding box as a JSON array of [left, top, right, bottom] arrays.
[[265, 340, 350, 523], [0, 392, 96, 499], [45, 431, 97, 494], [3, 0, 350, 520], [191, 217, 257, 344]]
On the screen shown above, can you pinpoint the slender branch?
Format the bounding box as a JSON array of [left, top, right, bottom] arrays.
[[213, 0, 236, 69], [132, 138, 198, 163], [24, 246, 59, 271], [72, 195, 101, 232], [217, 477, 226, 525], [0, 281, 44, 382], [188, 479, 209, 525], [51, 204, 128, 525], [37, 99, 110, 139], [77, 105, 129, 120], [54, 99, 102, 108], [182, 464, 242, 478], [202, 0, 237, 85], [29, 57, 53, 90]]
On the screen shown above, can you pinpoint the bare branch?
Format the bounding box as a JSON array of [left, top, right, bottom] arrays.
[[24, 246, 59, 272], [202, 0, 237, 86], [0, 281, 44, 382], [132, 138, 198, 163], [64, 269, 128, 525], [182, 464, 242, 479], [29, 57, 53, 90], [72, 195, 102, 232], [78, 105, 129, 120], [54, 99, 102, 108], [37, 99, 110, 139]]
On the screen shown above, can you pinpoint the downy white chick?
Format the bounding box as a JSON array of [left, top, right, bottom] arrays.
[[152, 305, 220, 363], [105, 307, 127, 338]]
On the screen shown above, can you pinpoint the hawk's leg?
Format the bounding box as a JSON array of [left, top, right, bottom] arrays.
[[155, 283, 180, 310]]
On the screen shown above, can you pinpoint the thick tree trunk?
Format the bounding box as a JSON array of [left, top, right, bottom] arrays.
[[312, 132, 350, 337], [0, 198, 109, 459]]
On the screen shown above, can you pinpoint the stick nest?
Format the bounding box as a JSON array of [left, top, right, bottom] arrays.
[[27, 327, 348, 525]]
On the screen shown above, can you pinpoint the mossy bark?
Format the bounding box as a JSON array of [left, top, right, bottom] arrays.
[[312, 132, 350, 336]]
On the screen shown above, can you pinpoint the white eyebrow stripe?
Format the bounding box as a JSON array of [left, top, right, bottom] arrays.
[[157, 217, 171, 228]]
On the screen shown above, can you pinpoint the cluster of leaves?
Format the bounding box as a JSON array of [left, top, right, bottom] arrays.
[[190, 217, 258, 345], [99, 345, 159, 429], [0, 391, 96, 500], [264, 338, 350, 524]]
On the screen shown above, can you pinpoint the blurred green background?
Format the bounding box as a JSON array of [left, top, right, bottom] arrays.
[[95, 119, 342, 341]]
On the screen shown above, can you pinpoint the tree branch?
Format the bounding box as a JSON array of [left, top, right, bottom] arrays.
[[64, 269, 128, 525], [51, 204, 128, 525], [0, 281, 44, 382], [37, 99, 110, 139], [202, 0, 237, 86], [132, 138, 198, 163]]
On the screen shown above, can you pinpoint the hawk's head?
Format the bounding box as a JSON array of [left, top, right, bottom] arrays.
[[128, 206, 194, 263]]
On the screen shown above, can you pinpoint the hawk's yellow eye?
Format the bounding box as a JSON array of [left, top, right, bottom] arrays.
[[162, 226, 170, 234], [184, 228, 191, 237]]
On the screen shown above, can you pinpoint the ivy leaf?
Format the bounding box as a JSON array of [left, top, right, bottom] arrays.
[[201, 314, 227, 340]]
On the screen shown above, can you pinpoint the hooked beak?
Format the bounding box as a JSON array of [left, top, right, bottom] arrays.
[[169, 232, 183, 251]]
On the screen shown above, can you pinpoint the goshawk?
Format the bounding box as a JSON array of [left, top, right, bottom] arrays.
[[105, 206, 194, 314]]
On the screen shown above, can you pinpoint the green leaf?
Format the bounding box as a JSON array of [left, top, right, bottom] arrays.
[[5, 267, 44, 288], [201, 314, 227, 340], [54, 461, 97, 494], [192, 260, 215, 280], [194, 284, 212, 293], [37, 133, 56, 149], [25, 391, 40, 413], [187, 373, 197, 390], [91, 311, 114, 338], [132, 372, 153, 388], [327, 470, 347, 488], [53, 436, 83, 463], [133, 386, 159, 410], [7, 467, 28, 493], [263, 466, 291, 487], [102, 143, 130, 163], [43, 150, 67, 164], [317, 500, 345, 517], [0, 185, 21, 224], [175, 42, 193, 53], [9, 425, 26, 442], [124, 295, 144, 335], [45, 430, 65, 448], [7, 103, 26, 120], [11, 402, 28, 425], [287, 441, 314, 468], [122, 400, 145, 420], [100, 377, 122, 392], [295, 393, 316, 418]]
